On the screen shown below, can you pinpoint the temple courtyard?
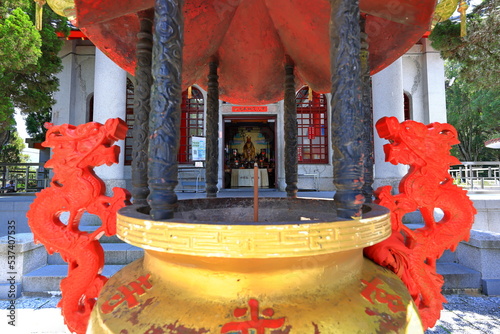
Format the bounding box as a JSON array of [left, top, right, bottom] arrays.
[[1, 189, 500, 333]]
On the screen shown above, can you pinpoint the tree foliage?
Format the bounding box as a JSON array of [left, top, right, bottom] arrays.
[[0, 1, 39, 146], [0, 129, 29, 163], [430, 0, 500, 161], [0, 1, 68, 149], [445, 61, 500, 161], [18, 5, 68, 141], [25, 107, 52, 142], [430, 0, 500, 91], [0, 7, 41, 73]]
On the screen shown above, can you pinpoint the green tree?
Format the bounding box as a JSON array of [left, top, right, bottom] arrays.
[[0, 1, 41, 147], [0, 1, 68, 147], [430, 0, 500, 161], [0, 129, 29, 163], [445, 61, 500, 161], [0, 7, 41, 72], [430, 0, 500, 91], [16, 3, 68, 142]]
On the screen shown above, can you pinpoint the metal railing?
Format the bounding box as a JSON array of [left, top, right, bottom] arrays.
[[0, 163, 51, 194], [449, 162, 500, 191], [2, 161, 497, 194], [176, 167, 206, 192]]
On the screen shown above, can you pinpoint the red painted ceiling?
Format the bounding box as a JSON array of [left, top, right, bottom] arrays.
[[73, 0, 437, 104]]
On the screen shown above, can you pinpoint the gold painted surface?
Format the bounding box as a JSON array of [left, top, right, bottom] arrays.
[[91, 202, 421, 333], [116, 206, 391, 258], [46, 0, 76, 20], [89, 251, 424, 333]]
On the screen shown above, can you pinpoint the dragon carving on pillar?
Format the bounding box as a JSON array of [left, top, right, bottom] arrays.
[[27, 118, 131, 334], [364, 116, 476, 329]]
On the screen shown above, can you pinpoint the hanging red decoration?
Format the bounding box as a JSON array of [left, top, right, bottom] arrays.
[[308, 126, 316, 140], [27, 118, 131, 334], [364, 116, 476, 329]]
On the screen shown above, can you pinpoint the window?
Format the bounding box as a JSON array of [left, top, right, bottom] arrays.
[[296, 87, 328, 164], [124, 79, 135, 165], [178, 87, 205, 163], [88, 95, 94, 122], [124, 84, 205, 165], [404, 92, 411, 120]]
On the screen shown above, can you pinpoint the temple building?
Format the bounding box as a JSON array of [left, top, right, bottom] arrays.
[[51, 32, 446, 193]]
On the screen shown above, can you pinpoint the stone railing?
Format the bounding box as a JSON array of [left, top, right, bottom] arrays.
[[0, 163, 50, 194], [449, 161, 500, 191]]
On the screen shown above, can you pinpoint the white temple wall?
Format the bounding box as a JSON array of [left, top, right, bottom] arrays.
[[73, 45, 96, 125], [402, 43, 426, 123], [52, 41, 95, 126], [372, 57, 408, 191], [74, 45, 96, 125], [52, 42, 75, 125], [400, 40, 447, 125], [422, 39, 447, 124], [93, 49, 127, 191]]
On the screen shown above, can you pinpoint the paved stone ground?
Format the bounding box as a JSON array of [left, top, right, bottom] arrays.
[[426, 294, 500, 334], [2, 190, 499, 332], [1, 294, 499, 333], [0, 297, 68, 333]]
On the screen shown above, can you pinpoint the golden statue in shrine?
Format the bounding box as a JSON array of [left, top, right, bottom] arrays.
[[242, 136, 256, 161]]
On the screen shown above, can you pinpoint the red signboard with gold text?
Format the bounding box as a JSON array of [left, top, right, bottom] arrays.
[[232, 106, 268, 112]]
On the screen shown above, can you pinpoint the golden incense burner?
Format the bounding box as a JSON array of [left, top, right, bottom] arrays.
[[88, 199, 423, 333]]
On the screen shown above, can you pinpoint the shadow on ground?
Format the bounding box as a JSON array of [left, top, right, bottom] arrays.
[[426, 294, 500, 334]]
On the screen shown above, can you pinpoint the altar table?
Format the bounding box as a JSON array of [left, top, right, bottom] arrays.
[[231, 169, 269, 187]]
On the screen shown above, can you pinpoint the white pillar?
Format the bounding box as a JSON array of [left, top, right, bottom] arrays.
[[93, 48, 127, 190], [372, 57, 407, 190], [423, 39, 447, 124]]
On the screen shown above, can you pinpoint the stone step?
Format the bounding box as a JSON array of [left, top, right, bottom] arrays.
[[23, 264, 125, 297], [437, 262, 482, 292], [48, 243, 144, 265], [437, 249, 457, 263]]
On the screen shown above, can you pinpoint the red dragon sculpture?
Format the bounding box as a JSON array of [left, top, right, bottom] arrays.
[[27, 118, 131, 334], [364, 116, 476, 329]]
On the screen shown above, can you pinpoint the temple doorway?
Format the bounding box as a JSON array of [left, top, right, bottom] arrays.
[[223, 115, 276, 189]]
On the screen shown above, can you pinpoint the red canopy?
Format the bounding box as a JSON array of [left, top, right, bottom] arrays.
[[70, 0, 437, 104]]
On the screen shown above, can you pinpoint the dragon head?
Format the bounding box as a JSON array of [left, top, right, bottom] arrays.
[[376, 117, 461, 168], [43, 118, 128, 170]]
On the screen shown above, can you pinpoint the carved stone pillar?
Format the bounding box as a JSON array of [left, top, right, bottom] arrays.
[[284, 62, 298, 198], [360, 15, 374, 203], [131, 10, 154, 206], [206, 61, 219, 197], [147, 0, 184, 220], [330, 0, 365, 218]]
